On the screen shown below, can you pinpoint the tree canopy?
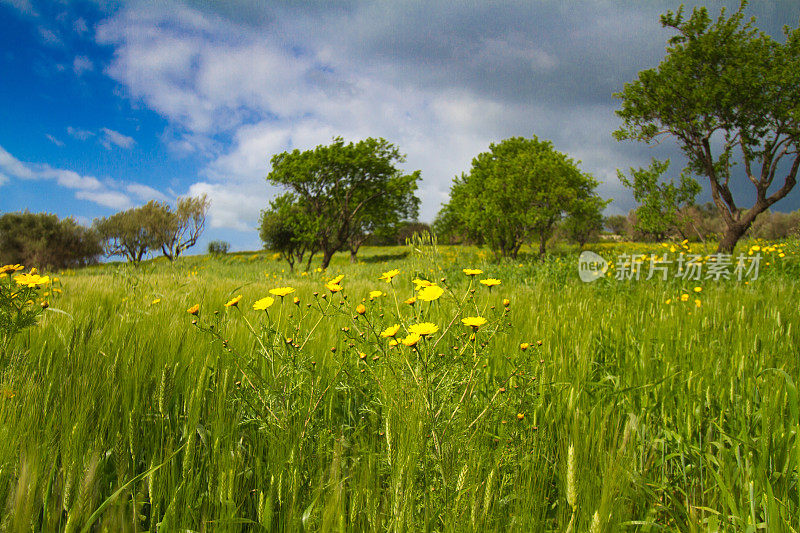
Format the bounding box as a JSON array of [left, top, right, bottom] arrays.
[[266, 137, 420, 269], [0, 211, 101, 269], [614, 1, 800, 252], [436, 136, 603, 257], [618, 159, 701, 241]]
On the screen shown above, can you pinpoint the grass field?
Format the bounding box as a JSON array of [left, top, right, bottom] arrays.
[[1, 238, 799, 531]]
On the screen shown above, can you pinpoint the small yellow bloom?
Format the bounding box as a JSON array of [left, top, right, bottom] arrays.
[[187, 304, 200, 315], [680, 293, 689, 302], [408, 322, 439, 336], [0, 264, 24, 275], [355, 303, 366, 315], [417, 284, 444, 302], [694, 299, 701, 308], [379, 269, 400, 282], [253, 296, 275, 310], [329, 274, 344, 284], [412, 278, 433, 289], [151, 298, 161, 305], [693, 286, 702, 293], [479, 278, 501, 287], [369, 290, 384, 299], [225, 295, 242, 308], [401, 332, 422, 346], [404, 296, 417, 305], [325, 282, 343, 293], [381, 324, 401, 338], [463, 268, 483, 276], [293, 296, 300, 305], [461, 316, 487, 329], [520, 343, 529, 351], [516, 412, 525, 421], [751, 245, 761, 252], [665, 299, 672, 304], [270, 286, 296, 297], [502, 298, 510, 307]]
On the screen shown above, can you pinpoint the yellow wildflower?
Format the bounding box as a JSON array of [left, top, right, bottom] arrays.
[[404, 296, 417, 305], [693, 286, 702, 293], [253, 297, 275, 311], [479, 278, 501, 287], [369, 290, 384, 299], [355, 303, 366, 315], [329, 274, 344, 284], [463, 268, 483, 276], [401, 332, 422, 347], [379, 269, 400, 282], [680, 293, 689, 302], [270, 286, 296, 297], [412, 278, 433, 289], [225, 295, 242, 308], [325, 282, 343, 293], [187, 304, 200, 315], [408, 322, 439, 336], [381, 324, 401, 338], [461, 316, 487, 329], [520, 343, 529, 351], [417, 284, 444, 302]]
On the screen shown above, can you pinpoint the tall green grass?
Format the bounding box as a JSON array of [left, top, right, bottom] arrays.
[[0, 240, 798, 531]]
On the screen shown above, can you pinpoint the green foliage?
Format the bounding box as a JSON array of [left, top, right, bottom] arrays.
[[266, 137, 421, 268], [618, 158, 701, 241], [614, 1, 800, 252], [259, 193, 319, 270], [604, 215, 629, 236], [94, 197, 209, 263], [207, 240, 230, 256], [438, 136, 602, 257], [562, 194, 609, 247], [0, 242, 798, 530], [155, 195, 210, 261], [0, 211, 101, 269]]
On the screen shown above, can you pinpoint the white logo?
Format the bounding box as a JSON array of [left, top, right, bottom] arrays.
[[578, 251, 608, 283]]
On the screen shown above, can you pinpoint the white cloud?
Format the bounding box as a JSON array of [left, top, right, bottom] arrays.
[[67, 126, 95, 141], [100, 128, 135, 150], [73, 55, 94, 76], [0, 0, 36, 16], [188, 181, 268, 232], [75, 190, 132, 210], [126, 183, 169, 203], [73, 17, 89, 35], [45, 134, 64, 147], [0, 144, 169, 211]]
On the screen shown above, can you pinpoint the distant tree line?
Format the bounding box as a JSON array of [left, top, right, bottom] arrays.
[[0, 195, 209, 269]]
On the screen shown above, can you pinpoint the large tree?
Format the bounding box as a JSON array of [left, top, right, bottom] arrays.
[[267, 137, 420, 269], [614, 2, 800, 252], [438, 136, 602, 258], [94, 201, 165, 263], [259, 193, 319, 271], [0, 211, 101, 269]]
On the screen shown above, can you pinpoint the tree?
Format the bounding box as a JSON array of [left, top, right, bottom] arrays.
[[155, 195, 210, 261], [0, 211, 101, 269], [437, 136, 601, 258], [562, 194, 608, 247], [614, 2, 800, 252], [259, 193, 319, 271], [618, 159, 701, 241], [207, 240, 230, 255], [605, 215, 629, 237], [267, 137, 421, 269], [94, 201, 165, 263]]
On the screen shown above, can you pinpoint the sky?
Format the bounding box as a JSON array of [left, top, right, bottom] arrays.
[[1, 0, 799, 253]]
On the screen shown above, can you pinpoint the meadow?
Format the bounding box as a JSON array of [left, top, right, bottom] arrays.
[[0, 237, 798, 532]]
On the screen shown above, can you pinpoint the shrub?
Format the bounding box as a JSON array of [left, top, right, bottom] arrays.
[[207, 240, 230, 255], [0, 211, 101, 269]]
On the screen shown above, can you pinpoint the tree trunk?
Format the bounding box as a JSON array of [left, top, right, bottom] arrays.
[[538, 233, 547, 256], [320, 248, 335, 269], [717, 222, 748, 253]]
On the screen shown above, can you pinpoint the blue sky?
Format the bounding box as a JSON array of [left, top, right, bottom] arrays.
[[2, 0, 800, 253]]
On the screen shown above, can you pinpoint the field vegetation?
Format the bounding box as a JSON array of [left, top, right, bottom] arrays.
[[0, 237, 798, 531]]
